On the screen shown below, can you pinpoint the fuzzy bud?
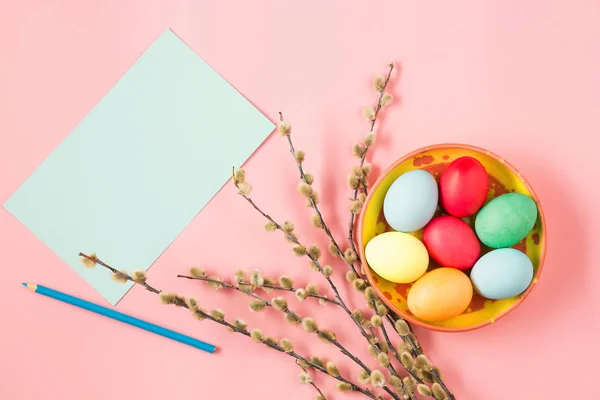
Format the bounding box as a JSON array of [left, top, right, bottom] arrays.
[[298, 182, 314, 197], [311, 213, 323, 228], [186, 297, 199, 311], [362, 106, 376, 121], [322, 265, 333, 278], [295, 288, 308, 301], [310, 356, 324, 367], [280, 338, 294, 353], [345, 272, 358, 284], [352, 309, 365, 323], [206, 276, 224, 290], [343, 248, 358, 264], [370, 370, 385, 388], [294, 150, 305, 163], [307, 245, 321, 260], [364, 133, 375, 147], [371, 315, 383, 327], [389, 375, 403, 390], [417, 384, 432, 397], [272, 296, 288, 311], [403, 377, 416, 394], [233, 319, 248, 331], [415, 354, 433, 371], [250, 270, 264, 287], [299, 371, 312, 384], [249, 299, 267, 312], [191, 310, 206, 321], [377, 353, 390, 368], [233, 168, 245, 184], [367, 344, 378, 357], [285, 232, 298, 243], [364, 286, 377, 303], [264, 221, 277, 232], [302, 317, 318, 333], [352, 278, 367, 292], [278, 121, 291, 136], [304, 173, 314, 185], [250, 329, 265, 343], [336, 382, 352, 392], [325, 361, 340, 377], [373, 75, 386, 91], [128, 269, 146, 284], [80, 253, 98, 268], [282, 221, 295, 234], [376, 304, 388, 316], [395, 319, 411, 336], [378, 341, 389, 353], [309, 261, 320, 272], [358, 192, 367, 204], [159, 292, 177, 305], [210, 308, 225, 321], [347, 171, 361, 189], [352, 143, 366, 157], [111, 270, 129, 283], [380, 93, 393, 107], [349, 200, 362, 214], [292, 245, 307, 256], [358, 369, 370, 384], [279, 276, 294, 290], [400, 352, 414, 369], [316, 395, 326, 400], [237, 182, 252, 195], [305, 283, 319, 295], [190, 267, 206, 277], [432, 383, 446, 400], [233, 270, 246, 284]]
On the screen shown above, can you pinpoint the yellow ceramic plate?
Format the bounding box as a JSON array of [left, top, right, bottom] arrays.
[[358, 144, 546, 332]]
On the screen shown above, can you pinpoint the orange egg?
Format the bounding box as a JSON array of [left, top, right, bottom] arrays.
[[407, 268, 473, 322]]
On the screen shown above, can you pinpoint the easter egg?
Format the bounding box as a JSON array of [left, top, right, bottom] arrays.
[[440, 156, 489, 217], [470, 248, 534, 299], [422, 216, 480, 270], [475, 193, 537, 248], [383, 170, 438, 232], [365, 232, 429, 283], [407, 268, 473, 322]]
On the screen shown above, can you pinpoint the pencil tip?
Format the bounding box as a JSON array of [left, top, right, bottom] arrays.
[[22, 282, 27, 287]]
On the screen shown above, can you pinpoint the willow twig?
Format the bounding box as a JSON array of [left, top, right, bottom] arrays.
[[79, 253, 377, 400], [177, 274, 373, 374], [280, 111, 359, 277]]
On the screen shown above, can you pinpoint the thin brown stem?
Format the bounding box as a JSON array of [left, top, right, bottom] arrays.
[[279, 112, 359, 277], [253, 282, 340, 305], [81, 253, 377, 400], [298, 363, 327, 400], [347, 62, 394, 266]]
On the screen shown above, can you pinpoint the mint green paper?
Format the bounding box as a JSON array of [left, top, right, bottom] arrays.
[[4, 29, 274, 304]]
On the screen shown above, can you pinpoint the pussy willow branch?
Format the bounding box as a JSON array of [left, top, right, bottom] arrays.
[[279, 111, 359, 277], [177, 274, 373, 375], [79, 253, 376, 400], [234, 189, 407, 400], [347, 62, 394, 261], [242, 281, 340, 306]]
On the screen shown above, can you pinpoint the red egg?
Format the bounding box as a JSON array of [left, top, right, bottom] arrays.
[[440, 156, 489, 217], [423, 216, 480, 270]]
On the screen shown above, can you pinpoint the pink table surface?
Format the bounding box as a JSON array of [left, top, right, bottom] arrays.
[[1, 1, 599, 399]]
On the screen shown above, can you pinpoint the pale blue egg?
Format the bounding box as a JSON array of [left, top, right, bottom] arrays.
[[383, 170, 438, 232], [470, 248, 534, 300]]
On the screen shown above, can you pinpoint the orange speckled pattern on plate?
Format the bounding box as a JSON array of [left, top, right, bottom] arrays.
[[358, 144, 546, 332]]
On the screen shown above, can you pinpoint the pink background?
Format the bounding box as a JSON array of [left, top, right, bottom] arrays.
[[1, 1, 599, 399]]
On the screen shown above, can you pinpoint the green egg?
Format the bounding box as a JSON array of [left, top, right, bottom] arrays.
[[475, 193, 537, 248]]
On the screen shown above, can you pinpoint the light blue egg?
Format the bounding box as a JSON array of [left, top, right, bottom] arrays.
[[470, 248, 534, 300], [383, 170, 438, 232]]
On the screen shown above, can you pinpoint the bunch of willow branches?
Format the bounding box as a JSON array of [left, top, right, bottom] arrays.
[[79, 63, 455, 400]]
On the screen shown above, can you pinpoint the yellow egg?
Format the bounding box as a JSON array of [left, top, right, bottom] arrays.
[[407, 268, 473, 322], [365, 232, 429, 283]]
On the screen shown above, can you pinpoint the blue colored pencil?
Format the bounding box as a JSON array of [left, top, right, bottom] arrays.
[[23, 283, 216, 354]]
